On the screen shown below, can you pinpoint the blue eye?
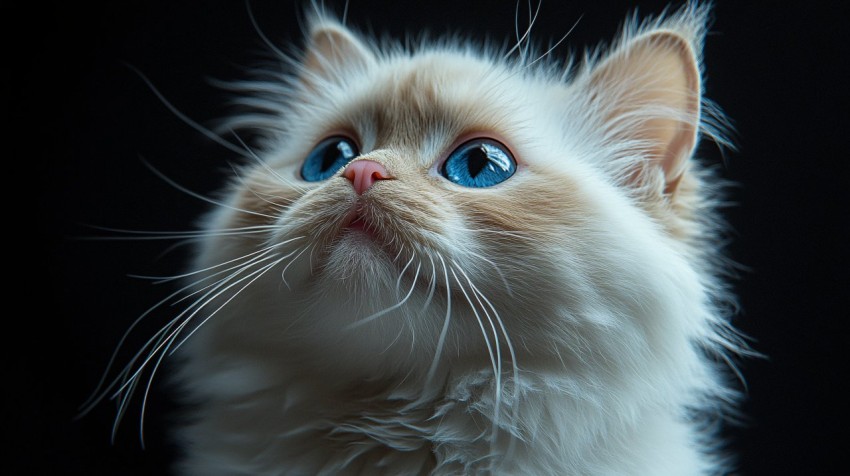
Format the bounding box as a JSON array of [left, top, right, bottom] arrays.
[[300, 136, 359, 181], [440, 138, 516, 187]]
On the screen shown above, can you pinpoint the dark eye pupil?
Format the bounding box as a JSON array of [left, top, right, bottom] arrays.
[[466, 148, 489, 178], [321, 145, 341, 172]]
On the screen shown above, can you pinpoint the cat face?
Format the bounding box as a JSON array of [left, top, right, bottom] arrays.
[[191, 16, 715, 382]]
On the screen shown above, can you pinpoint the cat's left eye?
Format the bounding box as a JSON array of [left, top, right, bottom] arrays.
[[440, 138, 516, 188], [301, 136, 360, 182]]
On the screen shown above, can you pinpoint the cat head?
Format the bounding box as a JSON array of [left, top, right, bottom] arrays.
[[191, 4, 732, 386]]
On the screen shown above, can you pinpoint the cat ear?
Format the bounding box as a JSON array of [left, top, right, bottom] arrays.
[[301, 19, 375, 84], [585, 30, 701, 194]]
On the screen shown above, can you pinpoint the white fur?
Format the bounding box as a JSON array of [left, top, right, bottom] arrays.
[[114, 3, 749, 475]]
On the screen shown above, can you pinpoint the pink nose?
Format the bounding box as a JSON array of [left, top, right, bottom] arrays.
[[343, 159, 391, 195]]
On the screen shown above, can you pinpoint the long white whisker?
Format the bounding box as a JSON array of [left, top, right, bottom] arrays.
[[422, 253, 437, 312], [458, 264, 522, 457], [140, 158, 278, 220], [109, 251, 279, 401], [139, 254, 288, 442], [170, 250, 283, 306], [448, 263, 504, 470], [466, 278, 519, 383], [112, 362, 147, 443], [79, 293, 181, 416], [245, 0, 289, 59], [522, 0, 539, 63], [124, 63, 252, 159], [280, 245, 311, 289], [450, 267, 500, 386], [228, 129, 308, 194], [82, 225, 280, 241], [88, 224, 280, 235], [395, 253, 416, 296], [425, 253, 452, 387], [226, 162, 294, 211], [130, 239, 300, 283], [106, 252, 281, 436], [79, 244, 285, 417], [137, 333, 170, 448], [523, 16, 582, 70], [408, 258, 421, 353], [461, 249, 513, 297], [344, 259, 421, 330], [505, 0, 542, 60], [167, 252, 293, 354]]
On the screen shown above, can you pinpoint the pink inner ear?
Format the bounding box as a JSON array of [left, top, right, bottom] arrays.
[[662, 122, 697, 194], [588, 31, 701, 194]]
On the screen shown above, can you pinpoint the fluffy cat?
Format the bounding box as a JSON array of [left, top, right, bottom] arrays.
[[95, 2, 747, 474]]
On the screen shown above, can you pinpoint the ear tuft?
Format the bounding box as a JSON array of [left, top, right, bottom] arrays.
[[301, 18, 375, 83]]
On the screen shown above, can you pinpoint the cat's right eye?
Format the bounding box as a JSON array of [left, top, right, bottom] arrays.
[[300, 136, 360, 182]]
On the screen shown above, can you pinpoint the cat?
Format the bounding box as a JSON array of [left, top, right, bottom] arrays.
[[91, 1, 748, 474]]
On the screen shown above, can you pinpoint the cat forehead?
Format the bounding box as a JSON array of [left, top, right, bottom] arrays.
[[304, 50, 553, 151]]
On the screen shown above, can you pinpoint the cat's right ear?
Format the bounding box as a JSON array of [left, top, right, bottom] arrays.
[[300, 19, 375, 86]]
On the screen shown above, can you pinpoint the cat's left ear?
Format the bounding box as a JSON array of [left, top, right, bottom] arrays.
[[583, 30, 701, 194], [301, 18, 375, 84]]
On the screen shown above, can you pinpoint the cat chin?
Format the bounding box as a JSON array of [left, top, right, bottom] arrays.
[[320, 229, 399, 286]]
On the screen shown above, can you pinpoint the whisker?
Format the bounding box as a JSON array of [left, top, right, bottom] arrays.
[[110, 314, 180, 445], [167, 252, 295, 354], [395, 253, 416, 296], [344, 259, 422, 330], [226, 162, 296, 211], [138, 254, 289, 442], [130, 241, 288, 283], [81, 224, 280, 241], [522, 16, 582, 71], [450, 267, 502, 443], [505, 0, 542, 61], [124, 63, 252, 159], [425, 253, 452, 387], [82, 300, 180, 420], [449, 266, 500, 392], [460, 249, 513, 297], [140, 158, 279, 220], [79, 244, 284, 417], [112, 363, 147, 444], [169, 254, 281, 307], [245, 0, 289, 60], [153, 238, 199, 260], [228, 129, 308, 194], [109, 251, 279, 401], [421, 253, 437, 312], [105, 251, 283, 439], [280, 245, 311, 289], [458, 265, 522, 455], [137, 334, 170, 448], [407, 257, 421, 352]]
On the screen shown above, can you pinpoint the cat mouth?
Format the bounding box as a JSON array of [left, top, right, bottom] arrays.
[[320, 199, 423, 268], [343, 213, 379, 239], [338, 205, 390, 246]]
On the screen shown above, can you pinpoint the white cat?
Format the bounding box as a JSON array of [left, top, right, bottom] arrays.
[[97, 2, 747, 474]]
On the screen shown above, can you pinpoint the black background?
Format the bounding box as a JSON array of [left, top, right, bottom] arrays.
[[10, 1, 846, 474]]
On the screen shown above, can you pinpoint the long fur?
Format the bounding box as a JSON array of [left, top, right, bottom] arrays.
[[94, 2, 747, 474]]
